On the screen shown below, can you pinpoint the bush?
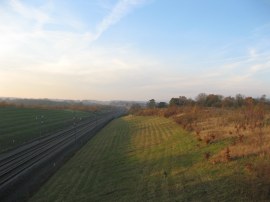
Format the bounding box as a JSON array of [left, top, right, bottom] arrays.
[[163, 106, 178, 117]]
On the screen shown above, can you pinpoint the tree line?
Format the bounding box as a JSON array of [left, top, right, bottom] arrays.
[[0, 98, 112, 112], [145, 93, 269, 109]]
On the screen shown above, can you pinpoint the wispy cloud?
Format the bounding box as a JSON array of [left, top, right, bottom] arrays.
[[0, 0, 148, 70], [0, 0, 269, 100], [86, 0, 147, 41], [0, 0, 153, 99], [9, 0, 52, 29]]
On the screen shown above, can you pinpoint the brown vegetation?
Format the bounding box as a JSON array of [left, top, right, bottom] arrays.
[[130, 93, 270, 196], [131, 94, 270, 160], [0, 100, 107, 112]]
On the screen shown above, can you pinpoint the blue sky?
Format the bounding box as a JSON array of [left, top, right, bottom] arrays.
[[0, 0, 270, 101]]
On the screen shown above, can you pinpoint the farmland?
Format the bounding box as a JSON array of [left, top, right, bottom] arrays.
[[0, 107, 92, 153], [30, 115, 268, 201]]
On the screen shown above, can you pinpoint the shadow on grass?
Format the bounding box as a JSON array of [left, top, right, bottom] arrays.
[[172, 174, 267, 202]]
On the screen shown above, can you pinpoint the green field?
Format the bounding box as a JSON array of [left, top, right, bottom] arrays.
[[30, 115, 265, 202], [0, 107, 92, 152]]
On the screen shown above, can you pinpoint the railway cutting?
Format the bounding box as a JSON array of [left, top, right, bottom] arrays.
[[0, 110, 125, 202]]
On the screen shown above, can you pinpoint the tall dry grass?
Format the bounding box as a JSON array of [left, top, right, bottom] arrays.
[[133, 104, 270, 156], [133, 103, 270, 191]]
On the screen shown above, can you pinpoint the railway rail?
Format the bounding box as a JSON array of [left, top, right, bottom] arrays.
[[0, 110, 124, 201]]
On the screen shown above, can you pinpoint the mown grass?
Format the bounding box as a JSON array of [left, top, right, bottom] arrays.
[[0, 107, 92, 152], [30, 115, 264, 202]]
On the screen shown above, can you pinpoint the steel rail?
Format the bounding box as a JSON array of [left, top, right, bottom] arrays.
[[0, 113, 114, 190]]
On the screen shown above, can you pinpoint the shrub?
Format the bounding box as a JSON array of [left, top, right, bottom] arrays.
[[163, 106, 178, 117]]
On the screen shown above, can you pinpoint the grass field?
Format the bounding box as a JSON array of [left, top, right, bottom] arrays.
[[0, 107, 92, 153], [30, 115, 267, 202]]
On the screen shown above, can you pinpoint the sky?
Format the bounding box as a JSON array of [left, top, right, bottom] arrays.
[[0, 0, 270, 101]]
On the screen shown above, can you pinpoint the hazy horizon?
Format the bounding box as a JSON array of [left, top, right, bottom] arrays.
[[1, 0, 270, 101]]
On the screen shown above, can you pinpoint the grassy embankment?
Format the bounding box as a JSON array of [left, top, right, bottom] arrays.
[[31, 115, 267, 201], [0, 107, 92, 153]]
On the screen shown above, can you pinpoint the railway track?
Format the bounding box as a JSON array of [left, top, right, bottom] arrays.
[[0, 111, 123, 201]]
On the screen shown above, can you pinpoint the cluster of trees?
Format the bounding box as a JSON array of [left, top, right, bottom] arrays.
[[146, 94, 269, 109], [146, 99, 167, 108]]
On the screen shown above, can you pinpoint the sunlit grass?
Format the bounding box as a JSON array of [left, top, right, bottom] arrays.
[[30, 115, 265, 201]]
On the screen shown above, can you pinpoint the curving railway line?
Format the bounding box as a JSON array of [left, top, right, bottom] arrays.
[[0, 110, 124, 201]]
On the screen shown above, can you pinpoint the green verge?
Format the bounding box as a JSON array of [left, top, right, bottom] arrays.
[[30, 115, 262, 202], [0, 107, 92, 152]]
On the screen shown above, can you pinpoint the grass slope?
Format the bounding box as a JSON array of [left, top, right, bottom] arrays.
[[0, 107, 91, 152], [31, 116, 265, 202]]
